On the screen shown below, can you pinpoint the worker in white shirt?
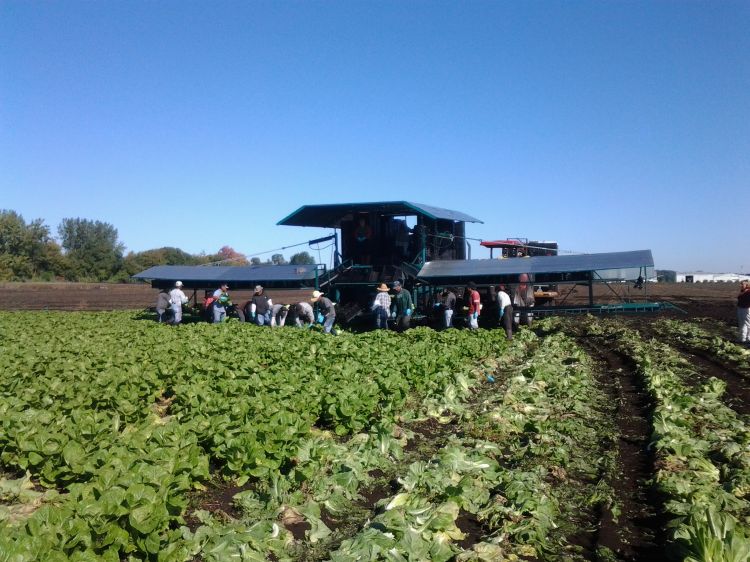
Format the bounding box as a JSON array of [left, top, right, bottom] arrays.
[[497, 284, 513, 340], [169, 281, 189, 324]]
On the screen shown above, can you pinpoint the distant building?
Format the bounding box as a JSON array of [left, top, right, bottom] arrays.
[[676, 272, 746, 283]]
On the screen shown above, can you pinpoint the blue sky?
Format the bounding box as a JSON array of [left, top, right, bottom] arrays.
[[1, 1, 748, 272]]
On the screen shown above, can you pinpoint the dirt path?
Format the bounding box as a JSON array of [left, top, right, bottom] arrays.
[[576, 339, 663, 561], [0, 282, 310, 312]]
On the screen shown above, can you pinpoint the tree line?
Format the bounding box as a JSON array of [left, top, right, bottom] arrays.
[[0, 210, 316, 282]]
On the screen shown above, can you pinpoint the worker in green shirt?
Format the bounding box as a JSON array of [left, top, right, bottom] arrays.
[[390, 280, 413, 332]]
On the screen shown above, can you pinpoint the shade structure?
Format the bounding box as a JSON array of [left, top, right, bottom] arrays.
[[132, 264, 322, 290], [277, 201, 483, 227], [416, 250, 654, 284]]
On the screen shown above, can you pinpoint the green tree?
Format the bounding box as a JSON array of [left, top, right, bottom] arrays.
[[271, 253, 287, 265], [120, 247, 200, 278], [0, 210, 65, 280], [290, 251, 316, 265], [58, 218, 124, 281]]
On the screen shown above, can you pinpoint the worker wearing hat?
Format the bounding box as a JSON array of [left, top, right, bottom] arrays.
[[372, 283, 392, 330], [250, 285, 273, 326], [390, 280, 413, 332], [310, 290, 336, 334], [169, 281, 188, 325], [212, 283, 231, 323]]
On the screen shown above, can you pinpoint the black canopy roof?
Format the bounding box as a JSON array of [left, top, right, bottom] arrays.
[[277, 201, 483, 228], [133, 264, 322, 290], [416, 250, 654, 284]]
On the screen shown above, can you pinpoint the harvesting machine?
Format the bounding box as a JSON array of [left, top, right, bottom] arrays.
[[134, 200, 658, 325]]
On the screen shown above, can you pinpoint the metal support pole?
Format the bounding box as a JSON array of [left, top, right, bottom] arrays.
[[334, 229, 341, 268], [419, 223, 427, 265], [588, 276, 594, 306]]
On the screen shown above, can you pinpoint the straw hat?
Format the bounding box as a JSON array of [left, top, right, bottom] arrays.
[[376, 283, 389, 292], [310, 290, 324, 302]]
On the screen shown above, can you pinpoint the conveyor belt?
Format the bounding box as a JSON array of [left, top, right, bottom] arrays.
[[532, 302, 684, 316]]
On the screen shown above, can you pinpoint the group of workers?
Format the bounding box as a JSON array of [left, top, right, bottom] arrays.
[[151, 277, 750, 344], [156, 279, 532, 339], [155, 281, 189, 324], [156, 282, 340, 334], [371, 280, 414, 331], [430, 281, 515, 339]]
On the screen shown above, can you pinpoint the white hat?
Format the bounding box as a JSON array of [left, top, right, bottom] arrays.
[[311, 290, 324, 301], [175, 281, 183, 287]]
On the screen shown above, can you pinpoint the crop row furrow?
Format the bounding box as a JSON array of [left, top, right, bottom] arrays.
[[584, 318, 750, 561]]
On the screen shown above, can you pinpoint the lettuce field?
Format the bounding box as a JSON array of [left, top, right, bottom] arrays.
[[1, 311, 749, 561]]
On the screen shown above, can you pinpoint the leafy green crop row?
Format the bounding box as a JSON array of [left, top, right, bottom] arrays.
[[653, 319, 750, 378], [0, 312, 507, 560], [584, 318, 750, 562], [177, 329, 617, 561]]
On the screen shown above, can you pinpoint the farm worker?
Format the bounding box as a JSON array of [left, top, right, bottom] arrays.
[[250, 285, 273, 326], [169, 281, 189, 324], [390, 280, 413, 332], [372, 283, 391, 330], [513, 274, 535, 327], [155, 289, 171, 323], [466, 282, 481, 330], [441, 287, 456, 329], [310, 290, 336, 334], [294, 301, 315, 327], [353, 215, 373, 265], [270, 303, 289, 327], [737, 280, 750, 345], [497, 284, 513, 340], [212, 283, 231, 323], [394, 219, 411, 262]]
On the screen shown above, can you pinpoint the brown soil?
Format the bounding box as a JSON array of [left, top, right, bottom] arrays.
[[184, 480, 254, 531], [574, 337, 663, 561], [403, 417, 449, 453], [560, 282, 738, 324], [0, 282, 310, 312], [455, 509, 486, 549], [285, 519, 312, 541]]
